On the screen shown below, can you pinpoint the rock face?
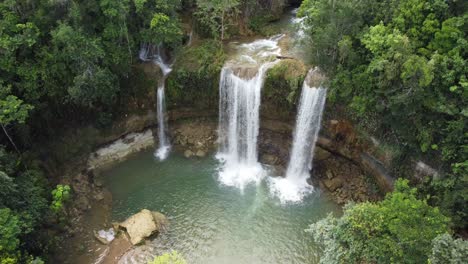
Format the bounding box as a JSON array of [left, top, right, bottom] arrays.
[[87, 129, 155, 171], [119, 209, 167, 245], [172, 119, 217, 158]]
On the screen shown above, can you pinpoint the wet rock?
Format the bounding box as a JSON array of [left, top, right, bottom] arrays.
[[261, 154, 279, 165], [151, 211, 169, 232], [195, 150, 206, 157], [184, 149, 194, 158]]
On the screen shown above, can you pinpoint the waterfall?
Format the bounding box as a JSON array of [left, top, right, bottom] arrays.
[[217, 35, 283, 190], [139, 44, 172, 160], [269, 68, 327, 203]]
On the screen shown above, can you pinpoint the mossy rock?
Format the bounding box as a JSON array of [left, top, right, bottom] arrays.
[[167, 40, 226, 109], [262, 59, 308, 120]]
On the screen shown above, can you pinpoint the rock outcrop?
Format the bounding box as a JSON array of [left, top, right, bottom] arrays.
[[171, 119, 217, 158], [87, 129, 155, 171]]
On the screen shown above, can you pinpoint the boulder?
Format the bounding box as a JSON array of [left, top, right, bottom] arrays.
[[151, 211, 169, 232], [119, 209, 167, 245], [184, 149, 194, 158], [195, 150, 206, 157]]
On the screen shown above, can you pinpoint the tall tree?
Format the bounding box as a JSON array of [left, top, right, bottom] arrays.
[[195, 0, 240, 40]]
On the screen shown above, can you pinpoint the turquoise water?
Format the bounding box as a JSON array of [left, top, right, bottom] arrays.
[[103, 151, 340, 264]]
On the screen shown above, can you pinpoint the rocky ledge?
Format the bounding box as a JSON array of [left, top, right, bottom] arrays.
[[93, 209, 168, 264], [88, 129, 155, 172]]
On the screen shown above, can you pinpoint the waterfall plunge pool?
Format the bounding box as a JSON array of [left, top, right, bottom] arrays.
[[102, 150, 340, 264]]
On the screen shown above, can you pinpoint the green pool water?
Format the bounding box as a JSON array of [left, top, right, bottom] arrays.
[[103, 150, 340, 264]]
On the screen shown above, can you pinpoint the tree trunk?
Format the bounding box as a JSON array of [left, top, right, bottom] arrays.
[[1, 123, 21, 155]]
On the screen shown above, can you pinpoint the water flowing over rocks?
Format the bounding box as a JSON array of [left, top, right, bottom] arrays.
[[140, 44, 173, 160], [269, 68, 327, 203]]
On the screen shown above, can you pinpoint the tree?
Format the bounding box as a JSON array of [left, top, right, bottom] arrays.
[[429, 233, 468, 264], [299, 0, 467, 231], [0, 85, 33, 154], [308, 179, 450, 263], [195, 0, 240, 40], [150, 13, 183, 46], [49, 23, 119, 108], [133, 0, 183, 47], [0, 208, 21, 263]]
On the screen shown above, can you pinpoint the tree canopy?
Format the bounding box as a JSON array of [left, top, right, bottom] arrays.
[[308, 179, 450, 263]]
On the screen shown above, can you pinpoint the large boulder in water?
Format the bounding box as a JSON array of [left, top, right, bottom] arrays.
[[119, 209, 168, 245]]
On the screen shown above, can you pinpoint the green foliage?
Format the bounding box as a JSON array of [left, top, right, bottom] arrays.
[[148, 251, 186, 264], [308, 179, 450, 263], [0, 209, 21, 254], [149, 13, 183, 46], [0, 92, 33, 126], [167, 40, 226, 108], [300, 0, 467, 229], [50, 185, 71, 213], [420, 161, 468, 231], [263, 60, 307, 118], [0, 0, 189, 262], [429, 233, 468, 264], [0, 151, 49, 262], [195, 0, 240, 39]]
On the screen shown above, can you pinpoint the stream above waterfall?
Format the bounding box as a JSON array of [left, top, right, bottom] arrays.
[[103, 151, 340, 264]]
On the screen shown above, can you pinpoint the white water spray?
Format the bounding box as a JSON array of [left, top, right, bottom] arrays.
[[140, 44, 172, 160], [269, 69, 327, 203], [217, 35, 283, 190]]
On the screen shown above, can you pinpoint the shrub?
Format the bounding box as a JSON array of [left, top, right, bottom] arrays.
[[308, 179, 450, 263], [429, 233, 468, 264], [50, 185, 71, 214]]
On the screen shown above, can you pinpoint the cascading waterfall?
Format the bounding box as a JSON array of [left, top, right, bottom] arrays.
[[139, 44, 172, 160], [269, 68, 327, 203], [217, 35, 283, 190], [291, 8, 307, 39]]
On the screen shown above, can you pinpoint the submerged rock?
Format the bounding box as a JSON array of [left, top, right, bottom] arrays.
[[118, 209, 168, 245]]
